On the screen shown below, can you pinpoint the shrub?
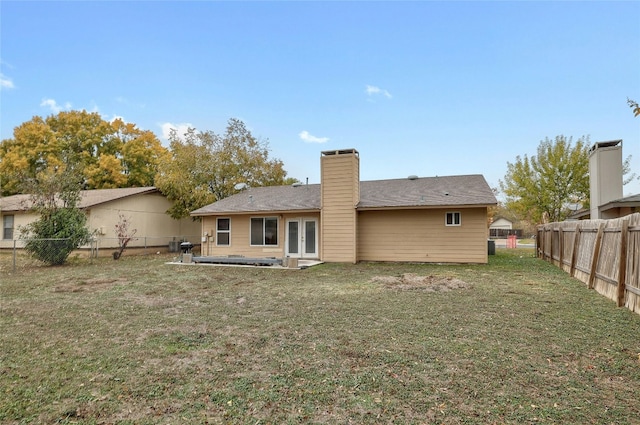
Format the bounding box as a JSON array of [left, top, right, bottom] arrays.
[[22, 207, 92, 265]]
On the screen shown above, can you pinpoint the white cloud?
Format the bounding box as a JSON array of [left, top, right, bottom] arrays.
[[40, 98, 72, 114], [160, 122, 194, 140], [0, 73, 14, 90], [299, 130, 329, 144], [365, 85, 392, 99]]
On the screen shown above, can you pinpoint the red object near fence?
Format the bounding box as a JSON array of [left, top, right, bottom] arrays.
[[507, 235, 517, 248]]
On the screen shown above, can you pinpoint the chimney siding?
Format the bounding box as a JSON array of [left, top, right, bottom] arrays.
[[589, 141, 623, 219], [320, 149, 359, 263]]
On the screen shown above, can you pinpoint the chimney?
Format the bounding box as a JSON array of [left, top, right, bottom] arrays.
[[320, 149, 360, 263], [589, 140, 623, 219]]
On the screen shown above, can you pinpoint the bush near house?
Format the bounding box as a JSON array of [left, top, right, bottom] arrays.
[[22, 207, 92, 265]]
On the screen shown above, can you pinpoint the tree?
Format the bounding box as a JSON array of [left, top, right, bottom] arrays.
[[155, 118, 297, 219], [622, 155, 637, 186], [628, 98, 640, 117], [112, 119, 170, 187], [19, 165, 92, 265], [112, 213, 137, 260], [624, 99, 639, 185], [500, 135, 590, 224], [0, 111, 168, 195]]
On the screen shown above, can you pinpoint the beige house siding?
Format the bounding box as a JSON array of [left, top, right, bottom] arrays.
[[87, 192, 200, 248], [199, 212, 321, 258], [0, 191, 199, 250], [357, 208, 489, 264], [0, 211, 37, 248], [320, 150, 359, 263]]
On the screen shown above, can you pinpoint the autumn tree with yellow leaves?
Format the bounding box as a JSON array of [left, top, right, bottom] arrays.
[[0, 110, 168, 195], [2, 113, 296, 220]]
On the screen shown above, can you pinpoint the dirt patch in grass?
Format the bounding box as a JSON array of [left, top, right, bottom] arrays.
[[372, 273, 472, 292], [53, 277, 130, 292]]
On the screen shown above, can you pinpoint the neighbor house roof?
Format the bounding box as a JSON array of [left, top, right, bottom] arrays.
[[0, 187, 159, 212], [489, 216, 514, 228], [191, 174, 496, 216], [600, 193, 640, 212]]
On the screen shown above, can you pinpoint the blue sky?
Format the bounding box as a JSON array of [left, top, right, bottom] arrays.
[[1, 1, 639, 196]]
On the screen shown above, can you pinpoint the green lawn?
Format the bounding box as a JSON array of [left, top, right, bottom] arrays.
[[2, 249, 640, 424]]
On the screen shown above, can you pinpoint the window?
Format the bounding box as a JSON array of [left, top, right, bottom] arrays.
[[216, 218, 230, 246], [250, 217, 278, 246], [445, 212, 461, 226], [3, 215, 14, 240]]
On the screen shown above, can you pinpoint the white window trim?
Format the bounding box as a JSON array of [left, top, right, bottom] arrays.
[[3, 215, 14, 240], [216, 217, 231, 247], [445, 211, 461, 226], [250, 216, 279, 246]]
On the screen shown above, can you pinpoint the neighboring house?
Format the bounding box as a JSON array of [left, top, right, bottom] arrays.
[[191, 149, 497, 264], [0, 187, 200, 250], [570, 194, 640, 220], [596, 194, 640, 217], [489, 216, 522, 238], [489, 217, 522, 238], [490, 217, 513, 231], [569, 140, 640, 220]]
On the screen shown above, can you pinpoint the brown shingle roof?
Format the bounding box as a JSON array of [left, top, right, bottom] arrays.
[[191, 184, 322, 215], [190, 174, 496, 216], [359, 175, 496, 208], [0, 187, 158, 212], [78, 187, 158, 208]]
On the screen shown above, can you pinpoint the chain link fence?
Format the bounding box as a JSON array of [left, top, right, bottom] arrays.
[[0, 235, 201, 274]]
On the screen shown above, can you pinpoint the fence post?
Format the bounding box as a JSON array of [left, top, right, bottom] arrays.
[[617, 218, 629, 307], [558, 227, 564, 268], [13, 239, 17, 273], [588, 222, 605, 290], [569, 224, 580, 278], [549, 226, 554, 264]]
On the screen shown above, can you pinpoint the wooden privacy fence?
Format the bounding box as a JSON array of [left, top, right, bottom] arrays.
[[537, 212, 640, 315]]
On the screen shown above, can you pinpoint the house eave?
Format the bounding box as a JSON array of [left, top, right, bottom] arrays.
[[356, 203, 496, 212], [599, 200, 640, 212], [191, 208, 321, 217], [0, 187, 160, 212]]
